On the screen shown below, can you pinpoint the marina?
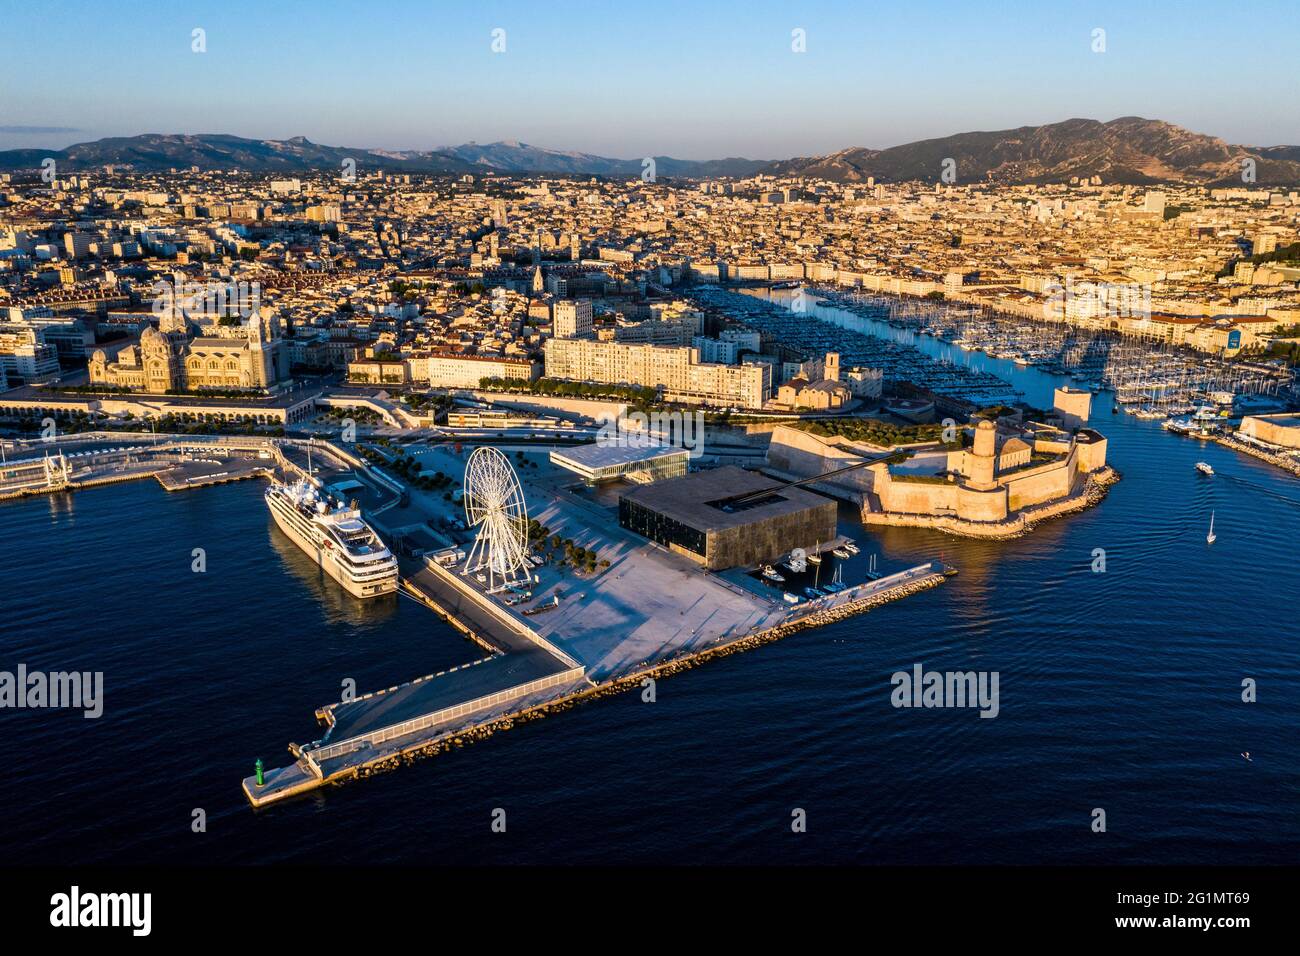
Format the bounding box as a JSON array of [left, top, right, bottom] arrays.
[[691, 286, 1024, 409], [793, 286, 1297, 422]]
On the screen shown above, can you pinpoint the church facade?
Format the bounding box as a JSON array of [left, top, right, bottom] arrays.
[[89, 312, 281, 393]]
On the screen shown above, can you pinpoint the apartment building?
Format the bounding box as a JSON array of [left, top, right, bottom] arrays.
[[543, 337, 770, 408], [411, 352, 540, 388], [0, 327, 61, 384], [553, 298, 593, 338]]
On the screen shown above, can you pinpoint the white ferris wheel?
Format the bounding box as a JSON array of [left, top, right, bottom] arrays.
[[461, 446, 530, 592]]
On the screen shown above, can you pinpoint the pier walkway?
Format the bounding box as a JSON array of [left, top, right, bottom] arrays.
[[241, 558, 948, 808]]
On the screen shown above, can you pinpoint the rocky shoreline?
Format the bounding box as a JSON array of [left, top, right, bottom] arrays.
[[1214, 435, 1300, 478]]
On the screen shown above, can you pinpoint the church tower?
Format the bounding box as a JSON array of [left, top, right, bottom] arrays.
[[246, 310, 275, 389]]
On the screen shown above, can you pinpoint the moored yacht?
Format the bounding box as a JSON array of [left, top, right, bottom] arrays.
[[265, 478, 399, 598]]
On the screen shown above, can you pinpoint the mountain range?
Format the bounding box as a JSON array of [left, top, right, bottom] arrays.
[[2, 118, 1297, 185], [763, 117, 1300, 186]]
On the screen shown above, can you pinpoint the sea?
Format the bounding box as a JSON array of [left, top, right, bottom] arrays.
[[2, 293, 1298, 866]]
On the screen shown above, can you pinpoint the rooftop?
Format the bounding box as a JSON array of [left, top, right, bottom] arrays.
[[619, 465, 832, 531], [551, 441, 690, 471]]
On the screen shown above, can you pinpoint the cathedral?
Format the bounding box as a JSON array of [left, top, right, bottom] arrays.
[[89, 310, 282, 392]]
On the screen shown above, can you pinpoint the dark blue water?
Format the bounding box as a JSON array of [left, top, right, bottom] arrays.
[[2, 299, 1298, 865]]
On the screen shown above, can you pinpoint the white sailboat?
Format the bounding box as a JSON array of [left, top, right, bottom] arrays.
[[1206, 511, 1217, 545]]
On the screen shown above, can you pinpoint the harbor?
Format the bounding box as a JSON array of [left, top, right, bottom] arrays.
[[243, 554, 948, 807], [743, 285, 1300, 476], [3, 308, 1298, 864], [0, 432, 286, 500], [795, 286, 1297, 421], [242, 430, 953, 806]]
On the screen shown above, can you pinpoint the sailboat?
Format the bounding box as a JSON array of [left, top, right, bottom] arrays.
[[866, 554, 883, 580], [1206, 511, 1217, 545], [824, 563, 846, 593], [807, 543, 823, 565]]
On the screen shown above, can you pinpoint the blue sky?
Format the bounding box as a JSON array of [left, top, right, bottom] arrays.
[[1, 0, 1297, 157]]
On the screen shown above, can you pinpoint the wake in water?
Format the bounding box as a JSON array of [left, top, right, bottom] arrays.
[[1214, 472, 1300, 508]]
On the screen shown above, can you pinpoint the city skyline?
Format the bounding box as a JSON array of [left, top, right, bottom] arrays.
[[1, 1, 1297, 933], [3, 0, 1298, 156]]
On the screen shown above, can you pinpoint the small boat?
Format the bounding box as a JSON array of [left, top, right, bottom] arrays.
[[831, 547, 852, 559], [806, 545, 823, 565], [761, 565, 786, 584], [803, 586, 825, 599], [1195, 462, 1214, 476], [842, 541, 860, 555], [1206, 511, 1216, 545]]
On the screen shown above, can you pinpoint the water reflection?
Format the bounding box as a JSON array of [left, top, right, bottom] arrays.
[[266, 520, 399, 627]]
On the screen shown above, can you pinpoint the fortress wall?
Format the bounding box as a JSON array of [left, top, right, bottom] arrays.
[[877, 471, 959, 514], [1002, 459, 1073, 512], [955, 483, 1008, 521], [1075, 436, 1109, 471], [767, 424, 877, 494], [1239, 416, 1300, 448]]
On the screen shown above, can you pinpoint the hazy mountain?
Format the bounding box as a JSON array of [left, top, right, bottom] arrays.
[[1, 121, 1295, 184], [760, 117, 1300, 186], [0, 133, 764, 178], [432, 140, 768, 178], [0, 134, 477, 175]]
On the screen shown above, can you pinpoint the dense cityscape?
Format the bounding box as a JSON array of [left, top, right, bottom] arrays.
[[1, 0, 1296, 939]]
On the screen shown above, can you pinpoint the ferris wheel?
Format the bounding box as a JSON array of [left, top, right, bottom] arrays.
[[461, 446, 530, 592]]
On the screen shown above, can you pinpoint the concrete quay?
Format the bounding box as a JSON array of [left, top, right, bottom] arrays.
[[241, 559, 949, 808]]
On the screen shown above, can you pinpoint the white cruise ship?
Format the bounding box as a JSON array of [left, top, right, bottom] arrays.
[[265, 478, 398, 598]]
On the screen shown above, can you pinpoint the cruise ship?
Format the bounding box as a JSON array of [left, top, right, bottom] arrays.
[[265, 478, 399, 598]]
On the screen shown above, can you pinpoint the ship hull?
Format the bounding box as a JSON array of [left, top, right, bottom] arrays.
[[267, 494, 398, 599]]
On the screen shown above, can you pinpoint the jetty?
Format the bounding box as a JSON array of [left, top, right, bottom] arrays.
[[242, 558, 948, 807]]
